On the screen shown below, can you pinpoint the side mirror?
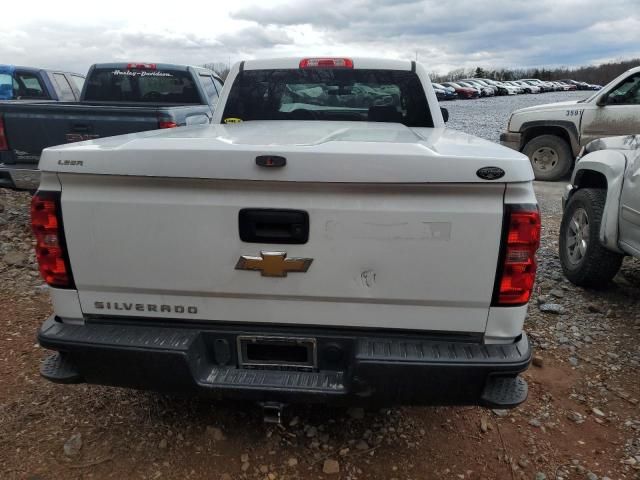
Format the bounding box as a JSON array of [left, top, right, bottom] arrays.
[[440, 107, 449, 123], [596, 95, 608, 106]]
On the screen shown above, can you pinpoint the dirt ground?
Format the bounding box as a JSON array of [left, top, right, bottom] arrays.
[[1, 182, 639, 480]]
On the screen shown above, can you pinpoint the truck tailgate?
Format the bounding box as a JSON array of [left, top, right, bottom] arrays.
[[1, 103, 162, 163], [60, 174, 504, 333]]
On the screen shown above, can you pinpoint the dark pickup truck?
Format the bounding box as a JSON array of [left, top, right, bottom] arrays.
[[0, 64, 85, 102], [0, 62, 224, 189]]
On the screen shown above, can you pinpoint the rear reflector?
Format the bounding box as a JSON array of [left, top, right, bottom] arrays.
[[0, 116, 8, 151], [159, 120, 177, 129], [300, 58, 354, 69], [127, 63, 157, 70], [31, 192, 74, 289], [493, 206, 540, 306]]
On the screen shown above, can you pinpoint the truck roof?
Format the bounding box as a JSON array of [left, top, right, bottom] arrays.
[[91, 62, 212, 73], [241, 57, 413, 71], [0, 64, 84, 76]]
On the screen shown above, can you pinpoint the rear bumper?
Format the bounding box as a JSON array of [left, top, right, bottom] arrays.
[[0, 159, 40, 190], [38, 316, 531, 408], [500, 132, 522, 151]]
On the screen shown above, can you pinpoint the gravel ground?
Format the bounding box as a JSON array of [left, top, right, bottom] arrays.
[[445, 91, 589, 142], [1, 94, 639, 480]]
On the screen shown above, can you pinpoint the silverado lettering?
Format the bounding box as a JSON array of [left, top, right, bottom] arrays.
[[94, 301, 197, 314]]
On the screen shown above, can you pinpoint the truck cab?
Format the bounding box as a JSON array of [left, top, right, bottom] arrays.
[[0, 65, 85, 102], [501, 66, 640, 180]]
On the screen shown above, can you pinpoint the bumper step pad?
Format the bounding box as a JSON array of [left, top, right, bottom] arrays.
[[40, 352, 83, 384], [205, 367, 345, 394], [480, 376, 528, 408]]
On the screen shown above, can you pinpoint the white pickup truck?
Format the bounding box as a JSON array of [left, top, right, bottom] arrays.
[[33, 57, 539, 415], [501, 66, 640, 180]]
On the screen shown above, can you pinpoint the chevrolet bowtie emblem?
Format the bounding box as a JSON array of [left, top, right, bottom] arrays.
[[235, 251, 313, 277]]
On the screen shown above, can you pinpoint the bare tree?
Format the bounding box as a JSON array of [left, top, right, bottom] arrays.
[[202, 62, 230, 81], [432, 58, 639, 84]]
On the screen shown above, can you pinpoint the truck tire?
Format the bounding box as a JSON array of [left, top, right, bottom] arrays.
[[523, 135, 573, 181], [559, 188, 624, 288]]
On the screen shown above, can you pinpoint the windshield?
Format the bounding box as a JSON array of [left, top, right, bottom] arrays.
[[222, 68, 433, 127], [84, 67, 201, 103]]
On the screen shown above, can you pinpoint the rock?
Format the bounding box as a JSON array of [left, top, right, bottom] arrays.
[[339, 448, 350, 456], [532, 355, 544, 368], [221, 474, 232, 480], [205, 426, 225, 441], [549, 289, 565, 298], [568, 357, 579, 367], [259, 465, 269, 473], [3, 251, 26, 267], [540, 303, 565, 314], [287, 457, 298, 467], [492, 409, 509, 418], [480, 417, 490, 433], [158, 438, 167, 449], [63, 433, 83, 456], [587, 304, 604, 313], [322, 459, 340, 475], [241, 462, 250, 471], [355, 440, 369, 450], [622, 457, 637, 466], [534, 473, 547, 480], [586, 472, 598, 480], [591, 407, 605, 418], [240, 453, 249, 462], [518, 457, 530, 468], [567, 411, 584, 424], [529, 419, 542, 428], [306, 426, 317, 438], [347, 407, 365, 420]]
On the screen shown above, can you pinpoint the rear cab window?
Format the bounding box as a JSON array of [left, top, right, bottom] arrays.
[[222, 68, 433, 127], [70, 75, 85, 93], [12, 71, 50, 99], [83, 66, 202, 104], [52, 73, 76, 101]]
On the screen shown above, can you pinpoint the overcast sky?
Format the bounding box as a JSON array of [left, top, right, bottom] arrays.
[[2, 0, 639, 75]]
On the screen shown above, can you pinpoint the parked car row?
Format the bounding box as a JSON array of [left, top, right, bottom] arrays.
[[433, 77, 602, 100]]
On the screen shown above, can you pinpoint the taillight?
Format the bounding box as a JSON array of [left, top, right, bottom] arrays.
[[31, 192, 74, 289], [299, 58, 353, 69], [159, 120, 177, 129], [0, 116, 8, 151], [127, 63, 157, 70], [493, 205, 540, 306]]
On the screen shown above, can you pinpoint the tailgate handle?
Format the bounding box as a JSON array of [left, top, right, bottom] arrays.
[[71, 123, 92, 133], [239, 209, 309, 244]]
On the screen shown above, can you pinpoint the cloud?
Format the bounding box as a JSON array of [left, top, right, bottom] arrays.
[[232, 0, 640, 71], [0, 0, 638, 76]]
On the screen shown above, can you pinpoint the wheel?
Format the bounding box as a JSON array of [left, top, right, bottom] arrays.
[[559, 188, 624, 288], [523, 135, 573, 181]]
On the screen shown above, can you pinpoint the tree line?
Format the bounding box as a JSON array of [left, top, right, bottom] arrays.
[[431, 58, 640, 85]]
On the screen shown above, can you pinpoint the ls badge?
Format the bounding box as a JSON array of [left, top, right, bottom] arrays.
[[235, 251, 313, 277]]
